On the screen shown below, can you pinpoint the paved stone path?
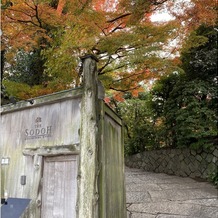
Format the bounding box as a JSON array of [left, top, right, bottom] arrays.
[[125, 167, 218, 218]]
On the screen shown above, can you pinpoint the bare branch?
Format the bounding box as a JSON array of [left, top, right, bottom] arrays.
[[110, 22, 126, 33], [109, 85, 140, 92], [94, 22, 107, 36], [113, 71, 145, 83], [99, 64, 127, 75], [107, 13, 131, 23], [152, 0, 168, 6], [7, 2, 43, 28], [5, 15, 40, 27], [24, 1, 35, 10], [35, 4, 42, 28], [98, 55, 113, 74], [8, 8, 34, 18]]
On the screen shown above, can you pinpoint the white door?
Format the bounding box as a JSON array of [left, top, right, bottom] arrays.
[[41, 155, 77, 218]]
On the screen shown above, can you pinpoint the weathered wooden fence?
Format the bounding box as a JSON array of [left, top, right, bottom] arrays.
[[0, 55, 126, 218]]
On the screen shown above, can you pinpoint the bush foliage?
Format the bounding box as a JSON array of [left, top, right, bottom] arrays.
[[118, 24, 217, 155]]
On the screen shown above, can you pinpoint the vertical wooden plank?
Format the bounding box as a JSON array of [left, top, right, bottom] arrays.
[[77, 55, 99, 218], [64, 161, 71, 218], [53, 161, 64, 218], [98, 107, 126, 218], [41, 155, 77, 218], [64, 158, 77, 218], [98, 101, 106, 218], [41, 159, 55, 218]]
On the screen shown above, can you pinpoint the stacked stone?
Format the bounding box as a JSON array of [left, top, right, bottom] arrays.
[[125, 146, 218, 180]]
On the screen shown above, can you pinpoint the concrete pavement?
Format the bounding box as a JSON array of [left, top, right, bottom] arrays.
[[125, 167, 218, 218]]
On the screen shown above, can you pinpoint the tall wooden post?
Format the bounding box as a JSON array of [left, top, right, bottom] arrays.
[[77, 55, 99, 218]]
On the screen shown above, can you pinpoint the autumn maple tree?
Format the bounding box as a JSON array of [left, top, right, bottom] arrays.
[[0, 0, 174, 101], [1, 0, 217, 103]]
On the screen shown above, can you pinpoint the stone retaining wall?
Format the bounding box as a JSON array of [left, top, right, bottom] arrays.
[[125, 146, 218, 180]]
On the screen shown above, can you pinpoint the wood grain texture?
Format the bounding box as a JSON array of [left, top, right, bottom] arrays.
[[1, 90, 82, 218], [98, 104, 126, 218], [1, 98, 81, 149], [1, 63, 126, 218], [77, 56, 99, 218], [41, 155, 77, 218]]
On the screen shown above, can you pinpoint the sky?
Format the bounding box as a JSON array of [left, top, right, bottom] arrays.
[[150, 12, 174, 22], [150, 0, 191, 22]]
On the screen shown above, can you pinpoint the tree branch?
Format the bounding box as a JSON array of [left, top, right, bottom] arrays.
[[94, 22, 107, 36], [8, 8, 34, 18], [98, 55, 113, 74], [152, 0, 168, 6], [113, 71, 145, 83], [24, 1, 35, 10], [6, 15, 40, 27], [110, 22, 126, 33], [109, 85, 140, 92], [99, 64, 127, 75], [34, 4, 43, 28], [107, 13, 131, 23]]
